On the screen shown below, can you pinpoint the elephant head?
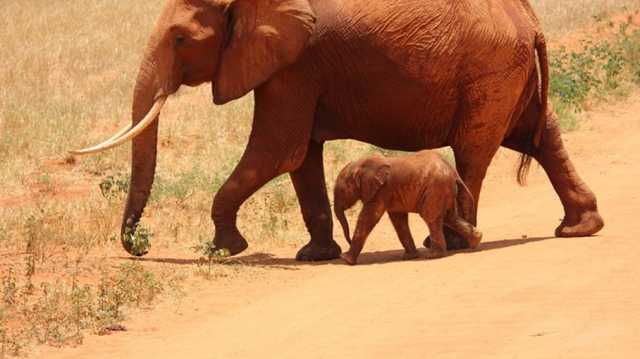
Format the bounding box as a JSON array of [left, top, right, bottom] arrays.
[[69, 0, 317, 255], [333, 157, 391, 244]]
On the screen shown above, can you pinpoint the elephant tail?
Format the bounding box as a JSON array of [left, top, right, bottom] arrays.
[[517, 32, 549, 186], [533, 32, 549, 149]]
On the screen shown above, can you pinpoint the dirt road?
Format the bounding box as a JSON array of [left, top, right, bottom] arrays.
[[42, 94, 640, 358]]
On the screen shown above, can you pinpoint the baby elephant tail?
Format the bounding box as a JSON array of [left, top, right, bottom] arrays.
[[455, 175, 476, 217]]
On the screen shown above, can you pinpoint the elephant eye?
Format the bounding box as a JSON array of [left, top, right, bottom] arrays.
[[175, 34, 186, 46]]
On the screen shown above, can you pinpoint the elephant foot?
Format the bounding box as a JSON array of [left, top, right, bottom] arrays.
[[340, 252, 358, 265], [555, 210, 604, 237], [423, 228, 468, 250], [213, 228, 249, 256], [402, 251, 419, 261], [296, 239, 342, 261]]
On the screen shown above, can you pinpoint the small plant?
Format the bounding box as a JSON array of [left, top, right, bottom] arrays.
[[192, 236, 231, 279], [1, 269, 17, 306], [36, 172, 54, 193], [192, 236, 231, 260], [24, 212, 47, 264], [69, 260, 92, 344], [96, 262, 163, 331], [28, 282, 67, 345], [95, 271, 123, 329], [99, 172, 129, 200], [116, 262, 163, 307], [23, 255, 35, 296]]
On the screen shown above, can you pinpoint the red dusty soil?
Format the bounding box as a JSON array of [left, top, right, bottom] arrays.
[[0, 158, 92, 208], [37, 94, 640, 358]]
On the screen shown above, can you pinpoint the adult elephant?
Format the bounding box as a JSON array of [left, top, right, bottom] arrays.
[[72, 0, 604, 260]]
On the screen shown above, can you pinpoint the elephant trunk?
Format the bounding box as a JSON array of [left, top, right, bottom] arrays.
[[334, 204, 351, 245], [120, 54, 163, 256]]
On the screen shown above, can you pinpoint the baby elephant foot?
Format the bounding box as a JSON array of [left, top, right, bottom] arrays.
[[424, 229, 467, 250], [340, 252, 358, 265], [402, 251, 420, 261], [426, 248, 447, 259], [426, 240, 447, 259], [468, 230, 483, 249]]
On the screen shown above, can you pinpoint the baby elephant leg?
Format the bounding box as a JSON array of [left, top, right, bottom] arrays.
[[422, 214, 448, 258], [446, 214, 483, 249], [341, 202, 386, 265], [387, 212, 419, 260]]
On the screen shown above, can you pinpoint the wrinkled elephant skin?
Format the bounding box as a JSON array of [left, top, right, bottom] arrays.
[[73, 0, 603, 260], [334, 151, 483, 265]]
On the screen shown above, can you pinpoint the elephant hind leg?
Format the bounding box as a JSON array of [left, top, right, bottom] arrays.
[[503, 105, 603, 237], [387, 212, 419, 260], [533, 114, 604, 237], [422, 214, 447, 258]]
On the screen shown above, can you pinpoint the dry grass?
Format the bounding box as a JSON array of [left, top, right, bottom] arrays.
[[532, 0, 639, 39], [1, 0, 639, 356]]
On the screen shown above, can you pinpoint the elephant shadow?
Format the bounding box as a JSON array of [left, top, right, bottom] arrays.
[[125, 235, 577, 268], [349, 235, 560, 265]]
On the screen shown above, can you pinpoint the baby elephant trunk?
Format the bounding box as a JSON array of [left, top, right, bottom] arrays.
[[334, 205, 351, 244]]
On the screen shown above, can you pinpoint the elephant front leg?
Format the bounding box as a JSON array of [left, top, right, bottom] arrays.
[[211, 153, 277, 255], [211, 138, 310, 256], [341, 202, 386, 265], [290, 141, 341, 261], [211, 81, 324, 256]]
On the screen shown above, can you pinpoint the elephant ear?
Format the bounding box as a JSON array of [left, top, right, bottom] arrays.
[[213, 0, 316, 104], [358, 161, 391, 203]]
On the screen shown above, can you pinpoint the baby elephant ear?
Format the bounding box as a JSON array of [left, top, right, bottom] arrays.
[[360, 162, 391, 203]]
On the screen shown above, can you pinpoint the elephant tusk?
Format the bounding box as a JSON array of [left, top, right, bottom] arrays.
[[69, 97, 167, 155], [68, 123, 133, 154]]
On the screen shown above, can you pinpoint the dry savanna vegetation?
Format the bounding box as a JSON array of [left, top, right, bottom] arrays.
[[1, 0, 639, 356]]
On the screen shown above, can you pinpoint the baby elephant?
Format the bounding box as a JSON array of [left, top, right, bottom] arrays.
[[334, 150, 482, 265]]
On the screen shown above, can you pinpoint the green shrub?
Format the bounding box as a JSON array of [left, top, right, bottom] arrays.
[[549, 21, 640, 131]]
